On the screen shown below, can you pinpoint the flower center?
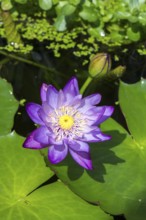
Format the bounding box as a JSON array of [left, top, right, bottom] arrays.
[[59, 114, 74, 130]]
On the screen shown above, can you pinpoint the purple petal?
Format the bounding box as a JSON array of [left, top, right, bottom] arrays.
[[71, 95, 82, 106], [40, 83, 48, 102], [57, 90, 66, 107], [68, 141, 92, 170], [33, 126, 50, 145], [48, 144, 68, 164], [95, 132, 111, 141], [26, 103, 44, 125], [65, 94, 82, 106], [84, 106, 100, 115], [84, 106, 112, 126], [23, 130, 47, 149], [96, 106, 114, 125], [69, 149, 92, 170], [46, 85, 59, 109], [63, 77, 79, 101], [41, 102, 53, 116], [49, 137, 63, 145], [68, 140, 89, 151], [85, 110, 105, 126], [39, 104, 53, 125], [82, 125, 98, 133], [78, 104, 95, 114], [80, 129, 111, 142], [82, 93, 101, 105]]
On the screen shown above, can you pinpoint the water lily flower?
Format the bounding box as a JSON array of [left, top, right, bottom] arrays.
[[23, 77, 114, 170]]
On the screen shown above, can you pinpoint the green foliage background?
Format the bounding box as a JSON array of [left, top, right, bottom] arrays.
[[1, 0, 146, 60]]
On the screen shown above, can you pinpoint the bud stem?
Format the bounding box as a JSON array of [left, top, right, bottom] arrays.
[[80, 76, 93, 95]]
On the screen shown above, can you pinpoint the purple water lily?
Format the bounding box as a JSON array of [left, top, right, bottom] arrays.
[[23, 77, 114, 170]]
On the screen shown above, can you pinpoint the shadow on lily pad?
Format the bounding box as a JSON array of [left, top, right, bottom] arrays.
[[88, 130, 126, 182], [45, 130, 126, 183]]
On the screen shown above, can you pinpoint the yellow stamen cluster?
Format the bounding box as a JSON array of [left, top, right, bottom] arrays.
[[59, 115, 74, 130]]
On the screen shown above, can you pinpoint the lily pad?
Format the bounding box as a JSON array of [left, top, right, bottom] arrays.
[[0, 78, 19, 136], [119, 79, 146, 146], [0, 132, 112, 220], [47, 79, 146, 220], [0, 132, 52, 202]]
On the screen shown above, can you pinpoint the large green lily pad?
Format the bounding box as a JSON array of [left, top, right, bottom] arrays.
[[119, 79, 146, 146], [0, 132, 52, 203], [0, 132, 113, 220], [0, 180, 113, 220], [0, 78, 19, 136], [47, 79, 146, 220]]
